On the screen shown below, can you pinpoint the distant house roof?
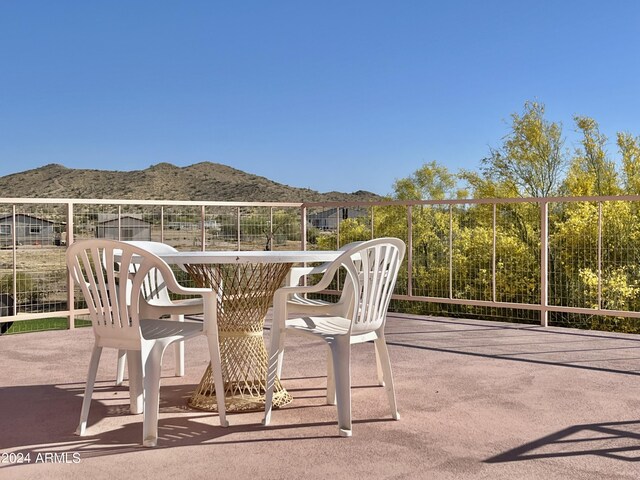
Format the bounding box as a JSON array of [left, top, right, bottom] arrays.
[[0, 213, 56, 225]]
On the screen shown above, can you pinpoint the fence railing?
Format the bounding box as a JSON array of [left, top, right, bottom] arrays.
[[2, 195, 640, 334]]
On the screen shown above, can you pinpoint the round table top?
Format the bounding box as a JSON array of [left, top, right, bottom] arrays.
[[157, 250, 343, 265]]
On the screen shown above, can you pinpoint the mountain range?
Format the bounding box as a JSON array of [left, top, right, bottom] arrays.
[[0, 162, 382, 203]]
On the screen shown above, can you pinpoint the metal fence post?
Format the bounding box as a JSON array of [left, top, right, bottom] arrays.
[[336, 207, 341, 249], [407, 205, 413, 297], [449, 205, 453, 299], [597, 201, 602, 309], [117, 205, 122, 241], [201, 205, 206, 251], [370, 206, 375, 239], [237, 207, 241, 251], [301, 205, 307, 251], [492, 203, 497, 303], [540, 200, 549, 327], [66, 202, 75, 329], [11, 205, 17, 317], [160, 206, 164, 243], [269, 207, 273, 251]]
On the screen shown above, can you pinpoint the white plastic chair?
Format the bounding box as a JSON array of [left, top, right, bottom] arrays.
[[284, 241, 386, 393], [264, 238, 406, 437], [111, 241, 204, 386], [68, 239, 227, 447]]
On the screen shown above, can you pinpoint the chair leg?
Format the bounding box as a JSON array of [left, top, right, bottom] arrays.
[[374, 337, 399, 420], [275, 334, 286, 380], [76, 345, 102, 436], [203, 296, 228, 428], [329, 337, 352, 437], [276, 347, 286, 379], [141, 342, 165, 448], [127, 350, 144, 415], [263, 323, 286, 426], [326, 347, 336, 405], [206, 333, 228, 428], [173, 315, 185, 377], [374, 342, 385, 386], [116, 349, 126, 386]]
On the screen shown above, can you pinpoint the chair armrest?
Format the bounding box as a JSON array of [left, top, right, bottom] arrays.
[[286, 267, 314, 288], [287, 262, 333, 287], [276, 280, 334, 299], [167, 285, 217, 335], [166, 283, 212, 298], [152, 263, 219, 333], [275, 257, 345, 305]]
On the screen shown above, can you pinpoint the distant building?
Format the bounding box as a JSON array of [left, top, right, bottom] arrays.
[[307, 207, 369, 231], [0, 214, 58, 247], [96, 215, 152, 241]]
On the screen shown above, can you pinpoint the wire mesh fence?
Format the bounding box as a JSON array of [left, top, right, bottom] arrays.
[[304, 197, 640, 333], [3, 196, 640, 335], [0, 203, 69, 334], [0, 200, 302, 334]]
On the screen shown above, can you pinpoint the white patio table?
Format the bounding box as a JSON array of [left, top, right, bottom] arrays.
[[157, 250, 342, 413]]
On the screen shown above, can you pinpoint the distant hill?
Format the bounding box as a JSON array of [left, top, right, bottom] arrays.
[[0, 162, 382, 203]]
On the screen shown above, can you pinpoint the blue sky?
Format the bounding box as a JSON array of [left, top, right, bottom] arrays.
[[1, 1, 639, 196]]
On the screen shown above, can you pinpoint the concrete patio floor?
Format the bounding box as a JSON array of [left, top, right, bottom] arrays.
[[1, 312, 639, 480]]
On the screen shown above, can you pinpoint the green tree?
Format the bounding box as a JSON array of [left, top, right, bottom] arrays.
[[393, 161, 463, 200], [618, 132, 640, 194], [458, 169, 513, 199], [480, 101, 566, 198], [564, 116, 620, 196], [379, 102, 640, 332]]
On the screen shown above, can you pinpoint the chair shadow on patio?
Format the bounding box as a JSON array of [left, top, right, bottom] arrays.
[[0, 377, 395, 462], [485, 420, 640, 463], [0, 381, 221, 456]]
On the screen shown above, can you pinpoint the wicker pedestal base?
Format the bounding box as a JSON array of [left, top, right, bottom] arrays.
[[184, 262, 293, 412], [188, 363, 292, 412]]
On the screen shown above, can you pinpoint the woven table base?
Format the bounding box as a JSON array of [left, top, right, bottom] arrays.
[[188, 363, 292, 412], [185, 262, 293, 412]]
